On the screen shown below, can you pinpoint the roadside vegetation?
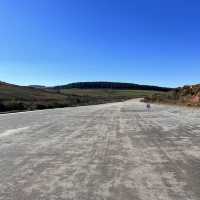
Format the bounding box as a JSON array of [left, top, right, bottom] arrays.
[[0, 81, 168, 113]]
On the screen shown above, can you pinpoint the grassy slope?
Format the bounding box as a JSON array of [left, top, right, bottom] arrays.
[[0, 83, 87, 112], [60, 89, 161, 100], [59, 89, 165, 107], [0, 84, 65, 101]]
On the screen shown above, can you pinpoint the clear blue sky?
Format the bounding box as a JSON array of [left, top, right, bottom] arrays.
[[0, 0, 200, 87]]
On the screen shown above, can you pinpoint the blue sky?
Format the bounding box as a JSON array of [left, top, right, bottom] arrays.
[[0, 0, 200, 87]]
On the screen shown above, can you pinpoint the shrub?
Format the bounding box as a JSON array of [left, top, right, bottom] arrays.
[[36, 104, 47, 110], [6, 102, 26, 111], [0, 103, 6, 112]]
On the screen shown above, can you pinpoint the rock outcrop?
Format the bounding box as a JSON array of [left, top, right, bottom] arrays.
[[144, 84, 200, 106]]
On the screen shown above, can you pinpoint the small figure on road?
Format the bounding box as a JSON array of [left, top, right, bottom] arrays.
[[146, 103, 151, 112]]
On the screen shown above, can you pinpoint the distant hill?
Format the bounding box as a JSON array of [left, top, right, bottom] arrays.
[[29, 85, 47, 89], [53, 82, 172, 92], [144, 84, 200, 106]]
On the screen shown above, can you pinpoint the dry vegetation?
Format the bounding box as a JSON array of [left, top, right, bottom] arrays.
[[0, 82, 91, 112], [144, 84, 200, 107]]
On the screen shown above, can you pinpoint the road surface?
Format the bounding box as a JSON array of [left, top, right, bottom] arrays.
[[0, 99, 200, 200]]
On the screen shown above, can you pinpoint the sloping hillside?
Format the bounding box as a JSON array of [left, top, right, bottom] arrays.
[[144, 84, 200, 106], [0, 82, 91, 112]]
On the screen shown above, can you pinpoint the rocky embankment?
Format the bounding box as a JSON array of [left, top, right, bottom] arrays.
[[144, 84, 200, 106]]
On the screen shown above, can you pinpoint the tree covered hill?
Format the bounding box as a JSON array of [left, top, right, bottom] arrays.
[[53, 82, 172, 91]]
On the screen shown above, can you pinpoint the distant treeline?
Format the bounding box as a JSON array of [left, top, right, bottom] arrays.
[[54, 82, 172, 92]]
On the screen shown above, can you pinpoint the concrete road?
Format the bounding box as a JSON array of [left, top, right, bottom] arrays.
[[0, 99, 200, 200]]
